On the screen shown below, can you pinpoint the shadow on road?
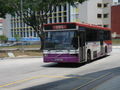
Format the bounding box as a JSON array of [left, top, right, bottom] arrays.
[[22, 66, 120, 90], [42, 63, 86, 68]]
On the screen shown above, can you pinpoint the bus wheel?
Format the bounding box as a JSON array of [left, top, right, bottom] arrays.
[[87, 51, 91, 63]]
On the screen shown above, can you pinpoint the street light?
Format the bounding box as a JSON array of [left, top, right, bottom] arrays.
[[20, 0, 24, 53]]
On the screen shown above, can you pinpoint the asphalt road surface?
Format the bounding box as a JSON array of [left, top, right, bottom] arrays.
[[0, 48, 120, 90]]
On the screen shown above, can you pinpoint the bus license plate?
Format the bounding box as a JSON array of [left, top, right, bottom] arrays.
[[54, 59, 63, 61]]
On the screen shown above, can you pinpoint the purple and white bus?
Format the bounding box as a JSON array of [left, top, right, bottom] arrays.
[[43, 22, 112, 63]]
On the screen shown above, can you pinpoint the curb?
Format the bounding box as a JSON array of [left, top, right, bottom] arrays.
[[112, 46, 120, 49], [0, 56, 43, 60]]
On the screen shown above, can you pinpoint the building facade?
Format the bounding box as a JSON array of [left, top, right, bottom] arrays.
[[5, 3, 79, 41], [0, 18, 4, 36], [111, 4, 120, 38], [118, 0, 120, 3], [5, 0, 113, 41], [46, 4, 79, 23], [79, 0, 113, 28]]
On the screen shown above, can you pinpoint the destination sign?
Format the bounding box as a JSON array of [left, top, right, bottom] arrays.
[[44, 23, 76, 30]]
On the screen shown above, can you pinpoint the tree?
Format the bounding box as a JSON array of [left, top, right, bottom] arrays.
[[14, 34, 21, 42], [0, 35, 8, 43], [0, 0, 86, 50]]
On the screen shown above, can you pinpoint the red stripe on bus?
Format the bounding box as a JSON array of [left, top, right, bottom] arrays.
[[104, 40, 112, 44], [44, 22, 111, 31]]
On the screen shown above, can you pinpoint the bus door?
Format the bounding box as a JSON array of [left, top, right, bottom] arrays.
[[78, 31, 86, 62], [100, 31, 104, 55]]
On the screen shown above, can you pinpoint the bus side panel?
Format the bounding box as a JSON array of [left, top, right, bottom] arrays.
[[104, 40, 112, 53], [86, 41, 101, 60], [86, 40, 112, 60]]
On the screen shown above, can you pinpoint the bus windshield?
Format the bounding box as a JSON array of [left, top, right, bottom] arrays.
[[44, 31, 78, 50]]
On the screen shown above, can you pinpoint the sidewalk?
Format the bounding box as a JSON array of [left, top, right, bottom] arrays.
[[112, 45, 120, 49], [0, 56, 42, 60]]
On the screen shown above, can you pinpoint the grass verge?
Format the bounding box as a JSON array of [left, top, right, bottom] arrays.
[[0, 45, 41, 49], [112, 39, 120, 45], [0, 50, 43, 58]]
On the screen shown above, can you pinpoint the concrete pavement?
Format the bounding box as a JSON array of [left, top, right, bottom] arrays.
[[0, 48, 120, 90], [112, 45, 120, 49]]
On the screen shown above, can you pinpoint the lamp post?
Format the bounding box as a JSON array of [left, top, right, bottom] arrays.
[[20, 0, 24, 53]]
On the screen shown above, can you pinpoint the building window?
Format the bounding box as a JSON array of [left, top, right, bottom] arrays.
[[64, 17, 67, 22], [27, 30, 29, 37], [58, 13, 62, 16], [64, 4, 67, 11], [54, 18, 57, 23], [59, 17, 62, 22], [64, 12, 67, 16], [24, 30, 26, 37], [104, 3, 108, 8], [97, 14, 102, 18], [11, 32, 13, 37], [104, 25, 108, 27], [104, 14, 108, 18], [54, 13, 57, 17], [34, 31, 36, 37], [30, 31, 32, 37], [11, 22, 14, 29], [97, 3, 102, 8], [59, 5, 61, 11], [97, 25, 102, 27], [49, 18, 52, 23], [54, 7, 57, 12]]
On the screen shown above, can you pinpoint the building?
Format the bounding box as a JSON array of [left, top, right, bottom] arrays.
[[118, 0, 120, 3], [79, 0, 113, 28], [0, 18, 4, 36], [3, 15, 11, 38], [5, 3, 79, 41], [42, 4, 79, 23], [4, 0, 113, 41], [111, 4, 120, 38]]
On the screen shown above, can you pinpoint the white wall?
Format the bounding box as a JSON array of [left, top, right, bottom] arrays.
[[0, 23, 3, 35], [79, 1, 88, 23], [3, 14, 12, 38], [78, 0, 113, 27], [88, 0, 103, 25]]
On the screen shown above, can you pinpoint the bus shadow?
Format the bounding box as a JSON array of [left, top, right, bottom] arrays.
[[90, 55, 110, 63], [42, 55, 110, 68], [42, 63, 86, 68]]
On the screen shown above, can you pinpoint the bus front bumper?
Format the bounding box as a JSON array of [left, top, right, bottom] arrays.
[[43, 54, 79, 63]]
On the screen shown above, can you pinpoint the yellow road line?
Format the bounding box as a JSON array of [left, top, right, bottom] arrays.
[[73, 72, 112, 90], [0, 75, 77, 88]]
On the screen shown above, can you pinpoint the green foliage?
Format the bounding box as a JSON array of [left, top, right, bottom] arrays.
[[14, 34, 21, 41], [0, 0, 87, 19], [0, 0, 87, 33], [0, 0, 86, 50], [0, 35, 8, 43]]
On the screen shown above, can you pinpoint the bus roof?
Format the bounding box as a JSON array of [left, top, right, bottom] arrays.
[[44, 22, 111, 31]]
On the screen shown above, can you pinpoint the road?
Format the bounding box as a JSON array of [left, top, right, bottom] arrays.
[[0, 48, 120, 90]]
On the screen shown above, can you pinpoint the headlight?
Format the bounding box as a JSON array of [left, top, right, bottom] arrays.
[[44, 54, 48, 57]]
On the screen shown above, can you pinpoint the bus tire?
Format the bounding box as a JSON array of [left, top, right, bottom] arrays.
[[87, 50, 91, 63]]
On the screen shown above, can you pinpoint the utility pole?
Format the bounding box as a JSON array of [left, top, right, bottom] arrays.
[[20, 0, 24, 53]]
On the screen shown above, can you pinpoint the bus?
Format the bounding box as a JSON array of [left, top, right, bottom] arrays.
[[43, 22, 112, 63]]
